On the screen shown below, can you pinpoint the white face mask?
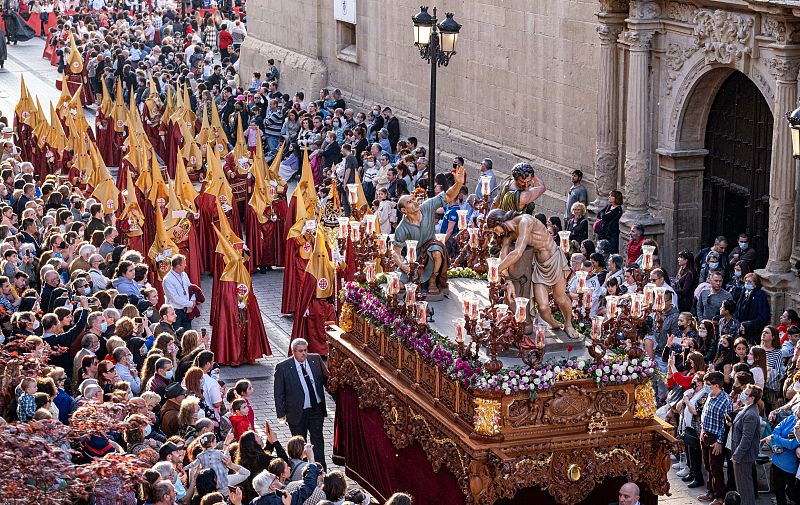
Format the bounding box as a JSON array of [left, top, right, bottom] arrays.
[[196, 409, 205, 420]]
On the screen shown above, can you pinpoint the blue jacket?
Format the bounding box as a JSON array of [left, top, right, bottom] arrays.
[[771, 414, 800, 474]]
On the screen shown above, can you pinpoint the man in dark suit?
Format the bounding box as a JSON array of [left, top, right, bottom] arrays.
[[730, 385, 762, 505], [274, 337, 328, 467], [608, 482, 640, 505]]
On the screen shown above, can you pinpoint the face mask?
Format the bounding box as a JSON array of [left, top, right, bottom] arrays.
[[698, 330, 707, 338], [734, 271, 742, 278], [740, 392, 748, 403], [703, 385, 712, 395], [144, 424, 152, 437], [32, 320, 40, 330], [677, 324, 686, 331], [145, 309, 154, 317], [165, 370, 175, 380], [100, 321, 108, 333], [196, 409, 205, 420], [82, 286, 92, 295], [747, 358, 754, 365], [745, 283, 754, 290], [718, 342, 728, 351], [372, 110, 379, 116], [709, 262, 719, 270], [739, 242, 748, 250], [139, 345, 147, 355]]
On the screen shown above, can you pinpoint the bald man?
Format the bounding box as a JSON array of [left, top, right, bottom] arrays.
[[614, 482, 640, 505]]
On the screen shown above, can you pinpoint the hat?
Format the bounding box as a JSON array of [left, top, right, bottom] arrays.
[[82, 435, 116, 460], [158, 441, 185, 461], [2, 127, 13, 134], [164, 382, 187, 399], [235, 94, 245, 101], [137, 299, 153, 314]]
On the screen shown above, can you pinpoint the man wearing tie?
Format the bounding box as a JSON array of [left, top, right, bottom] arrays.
[[162, 255, 195, 333], [274, 338, 328, 467]]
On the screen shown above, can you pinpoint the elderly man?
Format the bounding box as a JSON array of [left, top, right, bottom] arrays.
[[474, 157, 497, 199], [391, 166, 466, 296], [486, 208, 578, 338], [611, 482, 641, 505], [70, 243, 97, 274]]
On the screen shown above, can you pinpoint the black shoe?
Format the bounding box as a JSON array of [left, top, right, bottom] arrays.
[[687, 480, 705, 489], [681, 475, 694, 482]]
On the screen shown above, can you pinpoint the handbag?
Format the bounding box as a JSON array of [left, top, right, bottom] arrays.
[[593, 218, 603, 235]]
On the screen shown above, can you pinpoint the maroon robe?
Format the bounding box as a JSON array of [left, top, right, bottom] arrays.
[[196, 193, 242, 274], [280, 237, 309, 315], [289, 269, 336, 356], [210, 279, 271, 366]]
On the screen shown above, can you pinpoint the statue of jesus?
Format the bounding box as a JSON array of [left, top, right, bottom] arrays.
[[486, 208, 580, 339]]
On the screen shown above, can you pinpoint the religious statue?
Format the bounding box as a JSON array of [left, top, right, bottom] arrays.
[[494, 162, 545, 214], [486, 208, 580, 339], [391, 167, 466, 296]]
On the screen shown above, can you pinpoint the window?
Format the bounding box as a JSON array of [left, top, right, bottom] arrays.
[[337, 21, 357, 63]]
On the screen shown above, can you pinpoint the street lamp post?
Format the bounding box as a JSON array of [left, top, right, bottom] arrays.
[[786, 101, 800, 158], [412, 6, 462, 197]]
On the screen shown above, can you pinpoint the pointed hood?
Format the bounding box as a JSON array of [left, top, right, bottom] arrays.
[[147, 149, 170, 206], [148, 207, 179, 280], [213, 224, 250, 286], [33, 98, 50, 147], [181, 127, 203, 171], [56, 79, 73, 115], [306, 226, 335, 298], [210, 100, 229, 158], [215, 196, 244, 251], [119, 169, 144, 236], [298, 150, 319, 215], [232, 116, 249, 162], [66, 33, 84, 74], [111, 79, 127, 133], [287, 188, 315, 260], [202, 144, 234, 205], [99, 78, 113, 117], [248, 136, 277, 224], [89, 141, 119, 214], [68, 88, 92, 138], [145, 76, 160, 115], [160, 85, 174, 127], [47, 103, 68, 152], [174, 155, 199, 213], [15, 75, 36, 127]]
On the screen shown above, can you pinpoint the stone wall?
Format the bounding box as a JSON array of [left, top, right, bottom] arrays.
[[240, 0, 601, 216]]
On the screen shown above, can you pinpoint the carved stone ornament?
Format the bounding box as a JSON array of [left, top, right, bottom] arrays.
[[598, 0, 629, 14], [623, 157, 648, 209], [765, 57, 800, 83], [692, 9, 754, 65], [622, 30, 654, 50], [665, 1, 697, 23], [761, 17, 800, 44], [597, 23, 624, 44], [664, 43, 698, 95], [594, 149, 619, 197], [629, 0, 661, 19]]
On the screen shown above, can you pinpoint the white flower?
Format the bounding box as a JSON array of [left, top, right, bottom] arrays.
[[603, 366, 610, 373], [631, 359, 639, 365], [534, 378, 541, 384], [511, 378, 518, 385], [522, 376, 530, 383], [578, 360, 586, 369], [622, 375, 628, 381], [504, 388, 512, 395], [627, 366, 634, 373], [631, 373, 638, 380], [596, 369, 603, 377], [554, 366, 562, 374]]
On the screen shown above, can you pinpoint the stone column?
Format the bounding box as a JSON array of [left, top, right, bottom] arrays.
[[757, 55, 800, 320], [621, 29, 654, 214], [593, 21, 624, 205]]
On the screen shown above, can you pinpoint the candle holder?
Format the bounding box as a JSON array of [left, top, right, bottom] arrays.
[[588, 291, 667, 361], [558, 230, 571, 255], [451, 224, 490, 272]]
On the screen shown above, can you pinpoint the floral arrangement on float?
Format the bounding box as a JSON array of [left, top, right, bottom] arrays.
[[341, 282, 655, 393]]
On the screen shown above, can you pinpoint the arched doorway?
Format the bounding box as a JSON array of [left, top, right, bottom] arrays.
[[702, 71, 771, 268]]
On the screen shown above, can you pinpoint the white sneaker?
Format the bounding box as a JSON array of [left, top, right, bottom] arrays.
[[671, 462, 684, 470], [676, 468, 690, 478]]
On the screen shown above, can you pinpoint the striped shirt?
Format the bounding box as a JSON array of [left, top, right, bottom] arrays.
[[765, 347, 786, 391]]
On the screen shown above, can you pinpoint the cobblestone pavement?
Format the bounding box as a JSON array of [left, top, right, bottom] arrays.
[[0, 36, 780, 505]]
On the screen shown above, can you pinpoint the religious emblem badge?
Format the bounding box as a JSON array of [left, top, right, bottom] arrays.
[[157, 197, 166, 207], [219, 195, 228, 205], [159, 261, 170, 272], [201, 144, 207, 153], [237, 157, 251, 171], [236, 283, 249, 297], [217, 143, 224, 153], [185, 121, 192, 130], [117, 119, 124, 128], [268, 187, 277, 198], [71, 61, 81, 71], [128, 217, 139, 232], [189, 155, 197, 165], [21, 111, 29, 120], [303, 241, 312, 254], [105, 199, 114, 210], [317, 277, 329, 291]]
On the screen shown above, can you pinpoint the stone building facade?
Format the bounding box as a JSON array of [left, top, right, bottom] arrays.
[[240, 0, 800, 314]]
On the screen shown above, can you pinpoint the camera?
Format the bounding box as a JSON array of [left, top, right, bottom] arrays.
[[275, 489, 288, 498]]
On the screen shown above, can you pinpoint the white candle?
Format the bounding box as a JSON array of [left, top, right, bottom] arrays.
[[349, 220, 361, 242], [347, 183, 359, 205], [462, 294, 472, 317], [338, 217, 349, 237], [481, 175, 492, 196], [643, 283, 656, 306], [435, 233, 446, 244], [388, 272, 400, 294], [592, 315, 605, 339], [468, 227, 479, 248], [457, 209, 469, 229], [576, 270, 588, 293], [487, 257, 500, 283], [496, 304, 509, 318], [405, 240, 418, 263], [454, 318, 465, 344], [654, 286, 666, 311], [416, 301, 428, 324], [514, 297, 529, 323], [631, 293, 644, 317], [377, 234, 388, 255], [469, 298, 479, 320], [364, 261, 376, 283], [606, 295, 619, 319], [535, 324, 547, 346], [642, 244, 656, 270], [406, 284, 417, 306], [584, 291, 592, 310], [558, 230, 571, 254], [364, 215, 375, 235]]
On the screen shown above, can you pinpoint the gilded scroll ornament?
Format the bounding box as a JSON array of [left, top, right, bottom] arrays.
[[474, 398, 502, 436], [634, 382, 657, 419]]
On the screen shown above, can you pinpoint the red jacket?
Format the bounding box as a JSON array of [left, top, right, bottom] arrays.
[[230, 414, 250, 440], [219, 30, 233, 50], [627, 237, 644, 266]]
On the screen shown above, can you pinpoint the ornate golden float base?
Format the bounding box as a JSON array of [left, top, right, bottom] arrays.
[[328, 315, 676, 505]]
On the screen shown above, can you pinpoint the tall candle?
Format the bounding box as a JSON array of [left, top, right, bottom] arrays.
[[487, 257, 500, 283], [631, 293, 644, 317], [338, 217, 350, 238], [514, 297, 529, 323], [643, 283, 656, 306], [558, 230, 571, 254], [469, 297, 479, 320], [364, 215, 375, 235], [405, 240, 418, 263], [468, 227, 479, 248], [454, 318, 465, 344], [456, 209, 469, 229], [592, 315, 605, 339], [364, 261, 376, 283], [654, 286, 666, 311], [349, 220, 361, 242], [347, 183, 359, 205], [575, 270, 588, 293], [642, 244, 656, 270], [584, 291, 592, 311], [606, 295, 620, 319], [406, 284, 417, 306], [435, 233, 446, 244], [388, 272, 400, 294], [377, 234, 388, 255], [535, 324, 547, 346], [496, 304, 509, 318], [481, 175, 492, 196], [416, 301, 428, 324]]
